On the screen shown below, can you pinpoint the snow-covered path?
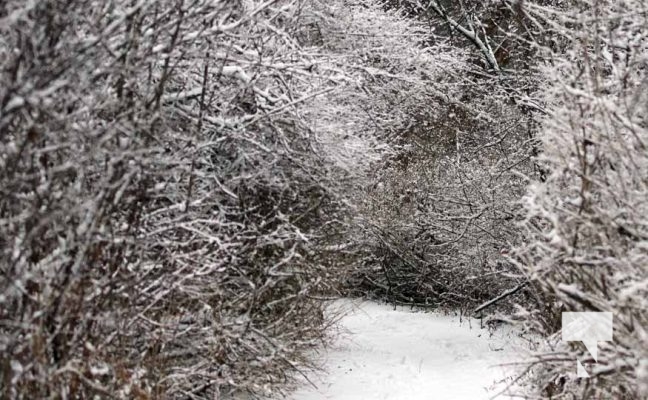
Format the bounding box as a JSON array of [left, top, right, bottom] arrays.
[[289, 300, 529, 400]]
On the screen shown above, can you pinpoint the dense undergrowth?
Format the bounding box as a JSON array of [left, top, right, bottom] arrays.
[[344, 0, 543, 312], [1, 0, 647, 399], [512, 1, 648, 397], [0, 0, 359, 397]]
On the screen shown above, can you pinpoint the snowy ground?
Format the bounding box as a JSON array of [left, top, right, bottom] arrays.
[[287, 300, 532, 400]]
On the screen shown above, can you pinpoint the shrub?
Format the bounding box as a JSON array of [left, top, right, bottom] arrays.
[[0, 1, 355, 397], [514, 0, 648, 397], [343, 0, 541, 311]]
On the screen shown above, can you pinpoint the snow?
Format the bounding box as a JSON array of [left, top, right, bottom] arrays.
[[287, 300, 530, 400]]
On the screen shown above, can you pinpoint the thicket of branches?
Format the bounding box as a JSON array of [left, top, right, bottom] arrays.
[[344, 0, 545, 310], [352, 0, 648, 397], [2, 0, 647, 398], [0, 0, 374, 397], [512, 0, 648, 397]]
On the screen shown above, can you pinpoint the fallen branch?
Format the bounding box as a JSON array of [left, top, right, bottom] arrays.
[[473, 281, 528, 314]]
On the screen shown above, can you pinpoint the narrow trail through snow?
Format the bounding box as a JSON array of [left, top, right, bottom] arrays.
[[289, 300, 530, 400]]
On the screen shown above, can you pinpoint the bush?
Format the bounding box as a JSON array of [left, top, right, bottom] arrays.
[[514, 0, 648, 397], [342, 0, 541, 311], [0, 1, 356, 397]]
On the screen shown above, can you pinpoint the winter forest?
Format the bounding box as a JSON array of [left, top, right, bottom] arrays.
[[1, 0, 647, 398]]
